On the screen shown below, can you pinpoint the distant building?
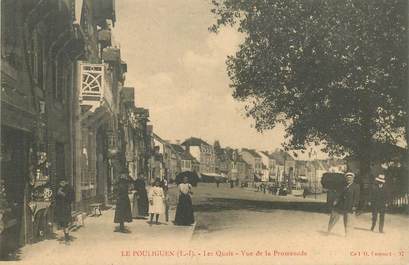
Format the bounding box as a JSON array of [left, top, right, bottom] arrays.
[[153, 134, 182, 181], [257, 151, 277, 181], [240, 148, 262, 180], [225, 149, 249, 182], [170, 144, 200, 174], [269, 150, 296, 187], [182, 137, 215, 174]]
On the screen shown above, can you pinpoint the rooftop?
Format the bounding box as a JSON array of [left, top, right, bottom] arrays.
[[182, 137, 211, 147], [269, 151, 295, 164], [241, 148, 262, 158], [170, 144, 198, 162]]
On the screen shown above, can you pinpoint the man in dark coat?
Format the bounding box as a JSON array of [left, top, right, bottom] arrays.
[[114, 172, 132, 233], [55, 180, 75, 241], [370, 174, 389, 233], [327, 172, 360, 236]]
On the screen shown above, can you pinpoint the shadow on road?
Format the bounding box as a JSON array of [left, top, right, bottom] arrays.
[[194, 197, 329, 214]]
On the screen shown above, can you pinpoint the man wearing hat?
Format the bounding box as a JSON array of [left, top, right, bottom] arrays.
[[369, 174, 389, 233], [327, 172, 360, 236]]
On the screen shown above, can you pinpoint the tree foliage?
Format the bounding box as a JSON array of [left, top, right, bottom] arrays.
[[210, 0, 408, 161]]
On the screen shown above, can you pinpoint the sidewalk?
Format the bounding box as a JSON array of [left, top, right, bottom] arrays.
[[13, 206, 196, 265]]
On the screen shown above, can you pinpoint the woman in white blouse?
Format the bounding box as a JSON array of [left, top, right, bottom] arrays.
[[174, 177, 195, 225], [148, 179, 165, 225]]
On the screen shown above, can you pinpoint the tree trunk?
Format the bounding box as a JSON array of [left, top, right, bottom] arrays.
[[358, 156, 371, 210]]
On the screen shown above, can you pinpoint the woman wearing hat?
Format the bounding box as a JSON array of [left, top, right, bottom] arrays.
[[55, 179, 75, 242], [369, 174, 389, 233], [114, 172, 132, 232]]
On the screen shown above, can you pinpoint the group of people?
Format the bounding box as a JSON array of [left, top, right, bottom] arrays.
[[326, 172, 389, 236], [53, 170, 390, 241], [114, 173, 195, 233], [254, 182, 288, 196]]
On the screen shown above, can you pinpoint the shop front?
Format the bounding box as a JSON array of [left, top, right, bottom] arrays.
[[0, 126, 31, 259]]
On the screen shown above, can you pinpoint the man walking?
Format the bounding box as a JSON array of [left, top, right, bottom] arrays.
[[370, 174, 389, 233], [327, 172, 360, 236]]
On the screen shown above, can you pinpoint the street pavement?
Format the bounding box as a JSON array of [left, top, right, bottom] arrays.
[[190, 183, 409, 265], [11, 186, 195, 265], [9, 182, 409, 265]]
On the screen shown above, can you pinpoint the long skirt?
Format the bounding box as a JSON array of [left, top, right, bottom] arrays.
[[114, 196, 132, 223], [174, 193, 194, 226], [138, 191, 149, 216], [132, 193, 144, 218], [55, 202, 72, 228]]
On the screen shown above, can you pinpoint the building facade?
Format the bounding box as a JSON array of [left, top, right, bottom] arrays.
[[240, 148, 262, 180], [182, 137, 215, 174], [120, 87, 152, 182], [0, 0, 126, 253]]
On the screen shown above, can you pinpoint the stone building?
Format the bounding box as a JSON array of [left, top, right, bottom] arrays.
[[182, 137, 215, 174], [240, 148, 262, 180], [0, 0, 126, 253], [119, 87, 152, 181]]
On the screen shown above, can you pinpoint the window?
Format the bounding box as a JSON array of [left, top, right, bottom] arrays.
[[1, 1, 18, 65], [182, 160, 191, 169], [31, 30, 44, 86], [54, 54, 66, 101]]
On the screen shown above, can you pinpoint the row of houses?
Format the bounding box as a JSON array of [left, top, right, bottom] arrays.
[[152, 136, 407, 212], [150, 136, 346, 189]]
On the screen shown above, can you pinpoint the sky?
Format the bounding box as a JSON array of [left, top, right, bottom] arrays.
[[113, 0, 324, 159]]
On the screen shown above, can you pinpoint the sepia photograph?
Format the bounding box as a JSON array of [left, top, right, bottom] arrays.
[[0, 0, 408, 264]]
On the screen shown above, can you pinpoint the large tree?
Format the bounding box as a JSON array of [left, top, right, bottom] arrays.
[[210, 0, 408, 178]]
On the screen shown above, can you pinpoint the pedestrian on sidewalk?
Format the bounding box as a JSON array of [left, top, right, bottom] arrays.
[[55, 179, 75, 242], [132, 177, 147, 219], [369, 174, 389, 233], [327, 172, 360, 236], [131, 185, 141, 219], [164, 189, 170, 222], [148, 179, 165, 225], [162, 176, 169, 193], [135, 176, 149, 217], [114, 172, 132, 233], [174, 177, 195, 226]]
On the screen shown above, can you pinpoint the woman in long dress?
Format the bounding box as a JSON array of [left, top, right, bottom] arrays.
[[135, 177, 149, 217], [131, 188, 140, 219], [132, 179, 147, 219], [148, 179, 165, 224], [174, 177, 195, 226], [55, 180, 75, 241], [114, 173, 132, 232]]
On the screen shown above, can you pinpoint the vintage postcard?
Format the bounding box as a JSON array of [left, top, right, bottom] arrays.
[[0, 0, 408, 265]]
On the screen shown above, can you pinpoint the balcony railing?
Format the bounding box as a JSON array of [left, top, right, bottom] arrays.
[[78, 61, 113, 112]]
